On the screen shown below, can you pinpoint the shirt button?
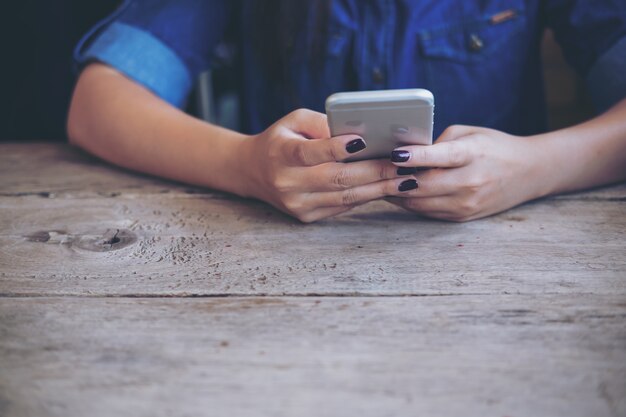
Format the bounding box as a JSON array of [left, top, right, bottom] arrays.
[[372, 67, 385, 83], [468, 33, 484, 52]]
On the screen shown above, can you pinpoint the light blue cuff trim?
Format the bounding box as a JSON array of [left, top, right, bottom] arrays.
[[587, 36, 626, 113], [80, 21, 191, 108]]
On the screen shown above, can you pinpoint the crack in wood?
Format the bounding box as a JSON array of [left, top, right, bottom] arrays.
[[0, 292, 509, 299], [23, 228, 137, 252], [0, 191, 53, 198]]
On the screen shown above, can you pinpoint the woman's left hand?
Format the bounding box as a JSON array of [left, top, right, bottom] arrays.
[[386, 125, 549, 221]]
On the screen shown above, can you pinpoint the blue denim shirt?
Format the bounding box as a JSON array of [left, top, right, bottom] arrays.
[[75, 0, 626, 137]]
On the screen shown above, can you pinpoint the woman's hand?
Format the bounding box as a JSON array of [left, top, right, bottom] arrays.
[[68, 65, 416, 223], [386, 125, 549, 222], [241, 109, 419, 223], [68, 64, 626, 224]]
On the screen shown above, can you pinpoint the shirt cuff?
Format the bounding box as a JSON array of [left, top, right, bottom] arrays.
[[587, 36, 626, 113], [78, 21, 192, 108]]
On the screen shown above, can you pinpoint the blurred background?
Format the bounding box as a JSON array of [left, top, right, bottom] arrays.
[[0, 2, 594, 142], [1, 1, 120, 142]]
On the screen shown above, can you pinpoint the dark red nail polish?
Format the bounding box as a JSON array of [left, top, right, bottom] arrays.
[[398, 179, 418, 192], [391, 150, 410, 162], [346, 138, 366, 154], [397, 167, 418, 176]]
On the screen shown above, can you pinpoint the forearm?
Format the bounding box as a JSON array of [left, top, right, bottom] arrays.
[[534, 98, 626, 197], [67, 63, 253, 197]]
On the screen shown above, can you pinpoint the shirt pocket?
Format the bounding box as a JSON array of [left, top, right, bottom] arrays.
[[416, 2, 529, 131], [322, 27, 353, 87]]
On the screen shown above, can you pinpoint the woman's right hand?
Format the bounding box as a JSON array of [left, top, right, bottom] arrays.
[[241, 108, 419, 222]]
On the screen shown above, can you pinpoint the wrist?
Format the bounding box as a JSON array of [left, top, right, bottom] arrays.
[[524, 132, 569, 199], [220, 132, 259, 199]]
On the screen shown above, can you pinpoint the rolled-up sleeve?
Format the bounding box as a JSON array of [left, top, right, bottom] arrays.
[[74, 0, 231, 108]]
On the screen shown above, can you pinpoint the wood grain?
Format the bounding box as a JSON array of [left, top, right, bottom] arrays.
[[1, 296, 625, 417], [1, 192, 625, 296], [2, 146, 625, 297], [0, 143, 192, 197], [1, 144, 625, 417]]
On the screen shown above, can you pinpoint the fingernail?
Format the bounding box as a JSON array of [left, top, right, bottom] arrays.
[[346, 138, 366, 154], [391, 150, 410, 162], [397, 167, 418, 176], [398, 179, 418, 192]]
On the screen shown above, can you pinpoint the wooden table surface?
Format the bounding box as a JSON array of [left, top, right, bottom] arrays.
[[1, 143, 625, 417]]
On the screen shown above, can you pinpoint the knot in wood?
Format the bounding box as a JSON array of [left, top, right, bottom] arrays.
[[74, 228, 137, 252]]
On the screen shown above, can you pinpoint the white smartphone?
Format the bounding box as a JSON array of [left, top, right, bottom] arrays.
[[326, 88, 434, 161]]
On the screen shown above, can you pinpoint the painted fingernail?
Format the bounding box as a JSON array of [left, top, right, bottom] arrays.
[[398, 179, 418, 192], [346, 138, 366, 154], [397, 167, 418, 176], [391, 150, 410, 162]]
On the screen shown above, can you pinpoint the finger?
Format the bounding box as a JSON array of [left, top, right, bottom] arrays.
[[385, 196, 451, 213], [285, 134, 367, 166], [306, 159, 406, 192], [313, 177, 419, 208], [388, 168, 463, 198], [386, 197, 482, 222], [385, 196, 457, 218], [296, 206, 353, 223], [385, 198, 456, 221], [436, 125, 487, 143], [282, 108, 331, 139], [390, 139, 474, 168]]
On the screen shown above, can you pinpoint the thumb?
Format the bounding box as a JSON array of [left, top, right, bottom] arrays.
[[436, 125, 486, 143], [282, 108, 331, 140]]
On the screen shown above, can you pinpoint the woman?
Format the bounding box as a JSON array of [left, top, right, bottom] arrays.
[[68, 0, 626, 222]]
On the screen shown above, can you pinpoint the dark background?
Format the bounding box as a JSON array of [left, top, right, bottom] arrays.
[[1, 1, 119, 142]]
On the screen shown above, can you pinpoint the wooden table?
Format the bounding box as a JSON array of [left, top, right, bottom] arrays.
[[1, 143, 625, 417]]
